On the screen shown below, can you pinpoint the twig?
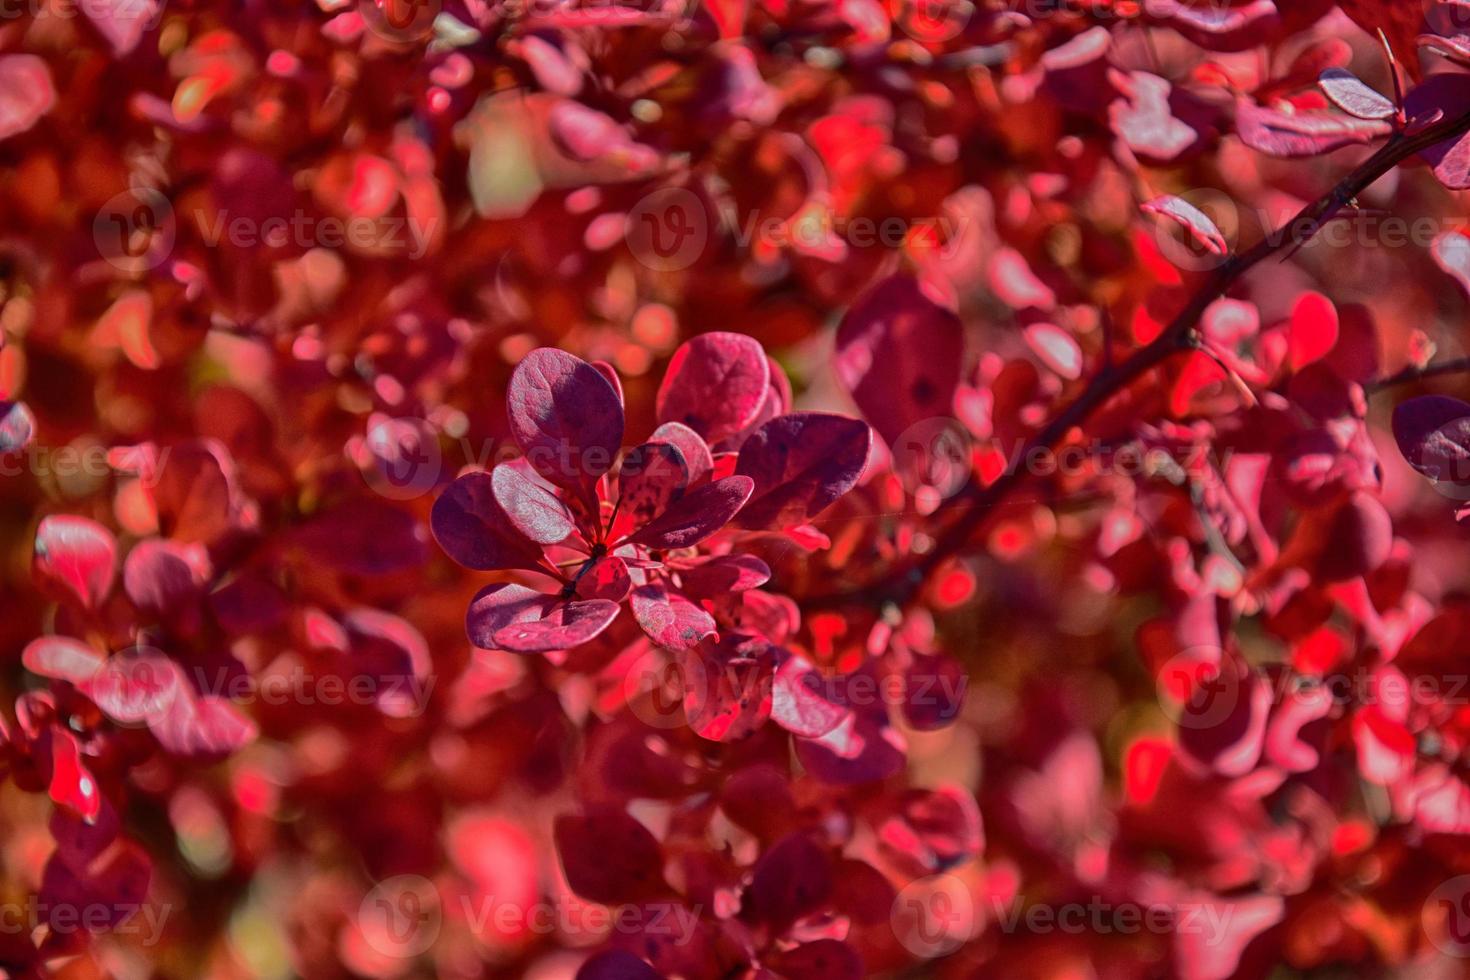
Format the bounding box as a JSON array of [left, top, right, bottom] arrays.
[[1364, 355, 1470, 394], [805, 107, 1470, 611]]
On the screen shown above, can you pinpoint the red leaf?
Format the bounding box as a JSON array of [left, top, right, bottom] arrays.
[[122, 538, 211, 617], [554, 806, 667, 903], [680, 635, 775, 740], [770, 657, 849, 738], [625, 476, 752, 550], [656, 332, 770, 444], [34, 515, 117, 610], [47, 729, 102, 821], [466, 583, 620, 652], [835, 276, 963, 447], [676, 555, 771, 597], [617, 441, 690, 535], [1287, 291, 1339, 369], [575, 555, 633, 602], [40, 840, 151, 933], [507, 348, 625, 500], [734, 413, 871, 530], [630, 582, 716, 652], [650, 421, 713, 484], [741, 833, 831, 926]]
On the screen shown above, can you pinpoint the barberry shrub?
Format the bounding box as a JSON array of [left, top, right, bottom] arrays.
[[8, 0, 1470, 977]]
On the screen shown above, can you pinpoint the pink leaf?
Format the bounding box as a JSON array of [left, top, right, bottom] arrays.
[[466, 583, 619, 652], [1142, 195, 1229, 256], [0, 401, 35, 453], [1022, 322, 1084, 380], [771, 657, 850, 738], [491, 462, 577, 545], [34, 515, 117, 610], [1235, 98, 1391, 157], [0, 55, 56, 142], [23, 637, 105, 685], [1318, 68, 1395, 120]]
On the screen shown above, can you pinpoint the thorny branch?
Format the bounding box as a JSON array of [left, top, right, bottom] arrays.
[[808, 107, 1470, 612]]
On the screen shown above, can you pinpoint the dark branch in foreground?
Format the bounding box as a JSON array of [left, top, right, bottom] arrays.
[[808, 108, 1470, 611]]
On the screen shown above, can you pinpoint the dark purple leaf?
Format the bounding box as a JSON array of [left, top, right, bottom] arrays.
[[734, 413, 871, 530], [555, 806, 667, 903], [626, 476, 752, 550], [507, 348, 625, 498], [676, 555, 771, 597], [431, 472, 547, 572]]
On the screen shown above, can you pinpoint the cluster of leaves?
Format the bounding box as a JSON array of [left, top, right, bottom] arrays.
[[7, 0, 1470, 977]]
